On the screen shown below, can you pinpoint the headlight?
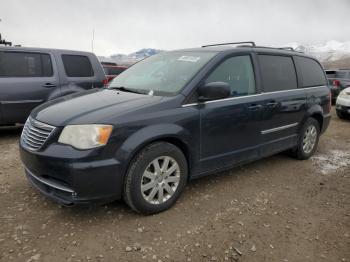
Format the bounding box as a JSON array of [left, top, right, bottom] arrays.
[[339, 90, 350, 98], [58, 125, 113, 150]]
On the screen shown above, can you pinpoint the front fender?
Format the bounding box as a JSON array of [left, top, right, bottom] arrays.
[[115, 123, 197, 178]]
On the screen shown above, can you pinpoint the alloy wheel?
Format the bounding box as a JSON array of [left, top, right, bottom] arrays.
[[302, 125, 317, 154], [141, 156, 180, 205]]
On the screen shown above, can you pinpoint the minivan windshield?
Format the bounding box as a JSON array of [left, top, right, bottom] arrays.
[[108, 51, 217, 96]]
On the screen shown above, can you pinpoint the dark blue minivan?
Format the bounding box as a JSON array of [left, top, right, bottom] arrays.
[[19, 42, 331, 214]]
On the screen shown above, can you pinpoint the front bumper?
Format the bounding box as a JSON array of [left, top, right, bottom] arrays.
[[336, 96, 350, 108], [20, 143, 124, 205], [336, 104, 350, 114]]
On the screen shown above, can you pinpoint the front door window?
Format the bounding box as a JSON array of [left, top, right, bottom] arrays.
[[205, 55, 256, 97]]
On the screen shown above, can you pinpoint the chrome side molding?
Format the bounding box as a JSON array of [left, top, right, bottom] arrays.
[[261, 123, 299, 135]]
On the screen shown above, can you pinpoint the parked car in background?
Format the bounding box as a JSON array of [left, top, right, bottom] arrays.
[[20, 42, 331, 214], [336, 86, 350, 119], [325, 69, 350, 104], [101, 61, 117, 66], [103, 64, 128, 83], [0, 46, 106, 126]]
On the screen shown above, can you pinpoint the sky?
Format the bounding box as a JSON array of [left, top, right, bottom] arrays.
[[1, 0, 350, 56]]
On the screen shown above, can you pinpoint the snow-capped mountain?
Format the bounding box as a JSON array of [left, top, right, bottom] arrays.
[[99, 48, 163, 65], [99, 41, 350, 66], [286, 40, 350, 62], [128, 48, 162, 60]]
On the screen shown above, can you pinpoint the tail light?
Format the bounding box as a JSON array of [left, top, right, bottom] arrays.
[[332, 80, 340, 87], [102, 78, 109, 87]]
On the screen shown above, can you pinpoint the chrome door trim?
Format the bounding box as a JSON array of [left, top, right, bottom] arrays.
[[181, 85, 326, 107], [261, 123, 299, 135], [182, 93, 263, 107]]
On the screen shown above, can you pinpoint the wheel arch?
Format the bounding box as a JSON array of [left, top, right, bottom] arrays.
[[127, 136, 191, 176], [118, 124, 196, 183], [301, 105, 324, 131], [310, 112, 323, 131]]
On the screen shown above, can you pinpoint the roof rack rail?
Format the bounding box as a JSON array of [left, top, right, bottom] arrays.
[[201, 42, 303, 53], [253, 45, 302, 53], [202, 41, 256, 48], [278, 47, 295, 51]]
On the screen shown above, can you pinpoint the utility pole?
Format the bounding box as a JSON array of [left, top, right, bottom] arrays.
[[92, 29, 95, 53]]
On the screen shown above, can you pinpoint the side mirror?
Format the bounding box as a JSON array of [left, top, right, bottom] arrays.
[[198, 82, 231, 102]]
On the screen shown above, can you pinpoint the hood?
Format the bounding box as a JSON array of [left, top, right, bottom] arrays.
[[32, 89, 163, 126]]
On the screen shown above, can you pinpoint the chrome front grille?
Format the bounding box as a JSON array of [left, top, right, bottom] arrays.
[[21, 117, 55, 151]]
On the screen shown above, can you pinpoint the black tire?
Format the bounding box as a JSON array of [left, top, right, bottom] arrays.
[[290, 118, 320, 160], [123, 142, 188, 214], [336, 110, 346, 119]]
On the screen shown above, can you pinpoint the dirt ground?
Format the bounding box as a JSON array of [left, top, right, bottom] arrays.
[[0, 108, 349, 262]]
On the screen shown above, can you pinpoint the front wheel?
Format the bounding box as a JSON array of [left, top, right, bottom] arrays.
[[123, 142, 188, 214], [291, 118, 320, 160]]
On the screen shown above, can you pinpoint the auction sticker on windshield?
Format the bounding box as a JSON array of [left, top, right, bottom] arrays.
[[177, 56, 201, 62]]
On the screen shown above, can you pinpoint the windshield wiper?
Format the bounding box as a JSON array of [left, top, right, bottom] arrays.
[[109, 86, 147, 95]]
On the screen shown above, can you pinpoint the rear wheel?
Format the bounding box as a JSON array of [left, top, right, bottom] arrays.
[[291, 118, 320, 160], [123, 142, 188, 214]]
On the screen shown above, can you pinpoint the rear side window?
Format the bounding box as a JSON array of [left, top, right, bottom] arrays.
[[62, 55, 94, 77], [259, 55, 297, 92], [325, 70, 336, 78], [0, 52, 53, 77], [205, 55, 256, 96], [294, 56, 326, 87], [335, 71, 350, 79]]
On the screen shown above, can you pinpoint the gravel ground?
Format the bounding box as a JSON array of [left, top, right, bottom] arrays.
[[0, 108, 349, 262]]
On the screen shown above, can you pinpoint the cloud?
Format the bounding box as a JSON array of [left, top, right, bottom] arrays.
[[1, 0, 349, 56]]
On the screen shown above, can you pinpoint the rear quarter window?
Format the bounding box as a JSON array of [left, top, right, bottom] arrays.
[[62, 55, 94, 77], [258, 55, 298, 92], [294, 56, 326, 87], [335, 71, 350, 79], [325, 70, 336, 78]]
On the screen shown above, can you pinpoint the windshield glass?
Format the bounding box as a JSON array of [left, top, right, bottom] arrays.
[[108, 51, 217, 96]]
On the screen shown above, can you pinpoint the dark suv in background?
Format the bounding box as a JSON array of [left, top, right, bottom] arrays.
[[20, 42, 331, 214], [0, 47, 106, 125]]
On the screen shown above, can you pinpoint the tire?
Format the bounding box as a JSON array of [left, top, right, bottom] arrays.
[[123, 142, 188, 214], [336, 110, 345, 119], [291, 118, 320, 160]]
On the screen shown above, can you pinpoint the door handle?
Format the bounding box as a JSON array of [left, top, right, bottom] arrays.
[[266, 101, 279, 108], [42, 83, 56, 88], [248, 104, 263, 111]]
